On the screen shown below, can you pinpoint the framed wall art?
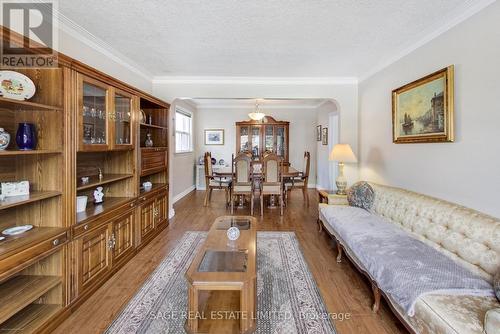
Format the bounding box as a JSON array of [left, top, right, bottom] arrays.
[[392, 65, 454, 143], [204, 129, 224, 145]]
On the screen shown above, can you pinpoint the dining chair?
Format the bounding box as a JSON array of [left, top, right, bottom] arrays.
[[260, 153, 284, 216], [204, 152, 231, 206], [285, 151, 310, 206], [230, 153, 254, 215]]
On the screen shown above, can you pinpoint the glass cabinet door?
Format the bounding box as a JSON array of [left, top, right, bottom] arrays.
[[239, 126, 249, 152], [80, 77, 109, 151], [276, 126, 285, 158], [251, 126, 260, 160], [113, 91, 133, 148], [264, 125, 274, 154]]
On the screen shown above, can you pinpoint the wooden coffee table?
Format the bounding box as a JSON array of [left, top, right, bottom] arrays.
[[185, 216, 257, 334]]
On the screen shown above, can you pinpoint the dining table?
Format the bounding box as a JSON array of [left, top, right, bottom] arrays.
[[214, 165, 301, 178], [214, 164, 301, 209]]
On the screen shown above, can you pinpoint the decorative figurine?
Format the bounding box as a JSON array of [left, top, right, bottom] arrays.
[[0, 128, 10, 150], [145, 133, 153, 147], [93, 186, 104, 204]]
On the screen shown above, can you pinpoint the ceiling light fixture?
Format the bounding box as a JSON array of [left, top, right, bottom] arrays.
[[248, 100, 266, 121]]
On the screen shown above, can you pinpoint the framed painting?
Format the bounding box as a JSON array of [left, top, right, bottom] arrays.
[[316, 125, 322, 141], [322, 127, 328, 145], [392, 65, 454, 143], [204, 129, 224, 145]]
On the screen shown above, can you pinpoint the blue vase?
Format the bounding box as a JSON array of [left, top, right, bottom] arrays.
[[16, 123, 36, 150]]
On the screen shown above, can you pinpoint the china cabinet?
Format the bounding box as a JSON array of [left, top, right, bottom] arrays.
[[236, 116, 289, 164], [0, 26, 170, 333]]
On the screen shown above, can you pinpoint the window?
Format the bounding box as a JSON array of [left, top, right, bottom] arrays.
[[175, 108, 192, 153]]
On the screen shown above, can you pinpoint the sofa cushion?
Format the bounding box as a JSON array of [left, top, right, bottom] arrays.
[[347, 181, 374, 210], [369, 183, 500, 282]]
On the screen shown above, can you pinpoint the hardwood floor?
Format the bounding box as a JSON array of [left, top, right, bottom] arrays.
[[54, 189, 408, 334]]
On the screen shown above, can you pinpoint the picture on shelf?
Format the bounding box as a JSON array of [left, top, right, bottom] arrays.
[[392, 65, 454, 143], [322, 127, 328, 145], [205, 129, 224, 145], [316, 125, 322, 141]]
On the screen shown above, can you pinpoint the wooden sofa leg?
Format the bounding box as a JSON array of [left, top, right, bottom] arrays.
[[317, 219, 323, 233], [371, 283, 381, 313], [336, 243, 342, 263]]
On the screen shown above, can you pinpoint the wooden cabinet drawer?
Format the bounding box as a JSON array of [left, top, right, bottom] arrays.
[[73, 199, 136, 238], [141, 148, 167, 176], [0, 230, 68, 282]]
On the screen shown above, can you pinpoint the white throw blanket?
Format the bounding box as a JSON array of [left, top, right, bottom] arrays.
[[322, 206, 494, 316]]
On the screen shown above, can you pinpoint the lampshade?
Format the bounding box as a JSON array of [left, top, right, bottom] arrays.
[[329, 144, 357, 163]]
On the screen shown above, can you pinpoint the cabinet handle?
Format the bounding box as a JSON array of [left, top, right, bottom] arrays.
[[129, 202, 135, 207], [141, 197, 146, 201], [108, 234, 116, 250], [52, 239, 60, 246], [83, 224, 89, 230]]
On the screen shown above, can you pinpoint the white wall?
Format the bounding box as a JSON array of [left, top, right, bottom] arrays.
[[169, 99, 197, 211], [195, 107, 319, 187], [316, 101, 339, 190], [359, 1, 500, 217]]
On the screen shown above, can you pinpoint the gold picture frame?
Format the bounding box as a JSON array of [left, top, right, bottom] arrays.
[[392, 65, 454, 143]]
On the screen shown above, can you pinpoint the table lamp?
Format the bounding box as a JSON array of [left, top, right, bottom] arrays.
[[329, 144, 357, 195]]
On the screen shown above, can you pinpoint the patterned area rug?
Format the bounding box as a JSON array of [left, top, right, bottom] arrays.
[[106, 231, 337, 333]]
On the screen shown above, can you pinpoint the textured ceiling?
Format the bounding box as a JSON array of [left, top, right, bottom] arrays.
[[59, 0, 482, 78]]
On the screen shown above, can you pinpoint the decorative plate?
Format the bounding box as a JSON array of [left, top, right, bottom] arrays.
[[0, 71, 36, 100], [2, 224, 33, 236]]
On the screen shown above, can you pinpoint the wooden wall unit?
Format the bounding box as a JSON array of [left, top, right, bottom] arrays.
[[0, 26, 170, 333]]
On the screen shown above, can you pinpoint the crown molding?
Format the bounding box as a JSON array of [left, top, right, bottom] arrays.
[[195, 103, 324, 110], [359, 0, 497, 82], [152, 76, 358, 85], [36, 0, 153, 83]]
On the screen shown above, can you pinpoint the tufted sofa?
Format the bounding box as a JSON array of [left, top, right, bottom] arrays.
[[318, 183, 500, 334]]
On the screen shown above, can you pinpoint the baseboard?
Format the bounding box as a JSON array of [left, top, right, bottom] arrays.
[[169, 208, 175, 219], [308, 183, 316, 189], [172, 185, 196, 204]]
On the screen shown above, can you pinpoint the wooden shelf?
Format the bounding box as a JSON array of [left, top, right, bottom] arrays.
[[0, 97, 63, 111], [0, 150, 62, 156], [0, 303, 61, 333], [140, 123, 167, 130], [0, 191, 61, 211], [140, 183, 167, 194], [76, 197, 135, 224], [0, 227, 67, 261], [0, 275, 61, 324], [140, 146, 168, 151], [76, 173, 134, 191]]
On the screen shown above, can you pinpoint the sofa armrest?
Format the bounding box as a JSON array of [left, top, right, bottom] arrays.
[[485, 308, 500, 334]]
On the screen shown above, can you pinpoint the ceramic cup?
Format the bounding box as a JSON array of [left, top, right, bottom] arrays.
[[76, 196, 88, 213]]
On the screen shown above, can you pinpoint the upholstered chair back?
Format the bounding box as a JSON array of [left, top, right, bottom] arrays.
[[369, 183, 500, 282], [204, 152, 213, 177], [232, 153, 252, 184], [263, 153, 282, 183]]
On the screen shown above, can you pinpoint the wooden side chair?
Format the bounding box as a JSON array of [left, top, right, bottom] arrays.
[[230, 153, 254, 215], [204, 152, 231, 206], [285, 151, 310, 206], [260, 153, 284, 216]]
